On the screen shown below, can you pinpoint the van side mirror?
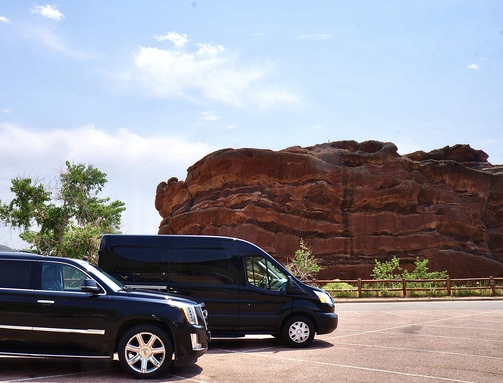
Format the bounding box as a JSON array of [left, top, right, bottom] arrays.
[[81, 279, 100, 294], [286, 276, 305, 295]]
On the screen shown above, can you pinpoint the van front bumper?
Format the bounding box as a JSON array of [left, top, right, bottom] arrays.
[[316, 312, 338, 335]]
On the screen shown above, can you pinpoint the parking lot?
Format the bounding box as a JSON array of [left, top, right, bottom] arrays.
[[1, 299, 502, 383]]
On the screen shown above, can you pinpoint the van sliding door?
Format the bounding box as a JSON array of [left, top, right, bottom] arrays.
[[167, 249, 240, 330]]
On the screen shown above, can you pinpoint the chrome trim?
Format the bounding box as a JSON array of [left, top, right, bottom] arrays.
[[37, 300, 55, 304], [33, 326, 105, 335], [0, 351, 110, 359], [0, 324, 105, 335]]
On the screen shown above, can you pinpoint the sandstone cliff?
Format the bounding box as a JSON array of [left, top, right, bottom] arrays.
[[155, 141, 503, 279]]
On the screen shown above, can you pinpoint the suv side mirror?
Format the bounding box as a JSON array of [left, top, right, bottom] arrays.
[[81, 279, 100, 294]]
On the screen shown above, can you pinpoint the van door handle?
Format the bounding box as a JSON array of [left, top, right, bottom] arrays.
[[37, 300, 55, 305]]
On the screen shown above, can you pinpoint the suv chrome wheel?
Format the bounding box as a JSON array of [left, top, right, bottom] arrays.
[[119, 325, 173, 378]]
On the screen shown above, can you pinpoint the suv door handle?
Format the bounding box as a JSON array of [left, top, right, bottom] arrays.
[[37, 300, 55, 305]]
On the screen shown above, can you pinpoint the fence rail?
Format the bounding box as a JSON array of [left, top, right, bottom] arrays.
[[311, 276, 503, 298]]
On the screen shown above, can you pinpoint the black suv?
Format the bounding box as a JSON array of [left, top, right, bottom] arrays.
[[0, 251, 210, 379]]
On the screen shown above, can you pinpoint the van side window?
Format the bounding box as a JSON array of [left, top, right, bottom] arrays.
[[0, 260, 32, 289], [169, 249, 237, 285], [246, 257, 288, 292], [108, 247, 166, 282]]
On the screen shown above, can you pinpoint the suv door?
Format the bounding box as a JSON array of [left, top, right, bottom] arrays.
[[0, 259, 37, 353], [28, 261, 113, 356]]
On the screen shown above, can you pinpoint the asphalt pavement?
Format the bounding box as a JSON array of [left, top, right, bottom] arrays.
[[1, 299, 502, 383]]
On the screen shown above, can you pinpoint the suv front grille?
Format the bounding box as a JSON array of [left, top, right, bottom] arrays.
[[195, 304, 208, 328]]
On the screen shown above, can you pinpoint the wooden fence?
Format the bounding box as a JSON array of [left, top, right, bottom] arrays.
[[311, 276, 503, 298]]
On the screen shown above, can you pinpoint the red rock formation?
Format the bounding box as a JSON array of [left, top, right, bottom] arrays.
[[155, 141, 503, 279]]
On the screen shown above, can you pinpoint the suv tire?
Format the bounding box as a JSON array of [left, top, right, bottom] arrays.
[[118, 325, 173, 379]]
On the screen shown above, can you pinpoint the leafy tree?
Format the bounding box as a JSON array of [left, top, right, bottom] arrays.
[[0, 161, 125, 262], [371, 256, 448, 280], [371, 256, 449, 294], [402, 258, 448, 280], [286, 239, 321, 281], [371, 256, 402, 280]]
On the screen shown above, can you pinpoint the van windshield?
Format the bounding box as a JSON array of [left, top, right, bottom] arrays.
[[246, 256, 288, 292]]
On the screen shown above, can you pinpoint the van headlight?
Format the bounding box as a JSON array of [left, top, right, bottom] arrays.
[[168, 300, 198, 325], [314, 290, 334, 306]]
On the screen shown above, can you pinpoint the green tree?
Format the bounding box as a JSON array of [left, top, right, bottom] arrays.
[[286, 239, 321, 281], [0, 161, 125, 262], [371, 256, 402, 280]]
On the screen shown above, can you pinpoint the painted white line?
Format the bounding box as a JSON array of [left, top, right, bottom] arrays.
[[330, 310, 501, 340], [385, 331, 503, 343], [161, 374, 210, 383], [335, 341, 503, 360], [211, 347, 476, 383], [422, 323, 503, 332], [2, 368, 115, 382]]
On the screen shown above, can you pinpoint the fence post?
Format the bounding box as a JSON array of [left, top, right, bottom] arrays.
[[402, 278, 407, 297], [447, 277, 451, 296], [490, 276, 496, 296], [358, 278, 362, 298]]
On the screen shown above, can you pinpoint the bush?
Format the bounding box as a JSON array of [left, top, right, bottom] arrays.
[[285, 239, 320, 281], [322, 280, 357, 298]]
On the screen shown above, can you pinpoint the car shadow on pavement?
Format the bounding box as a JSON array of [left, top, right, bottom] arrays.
[[207, 336, 334, 351], [0, 356, 121, 379]]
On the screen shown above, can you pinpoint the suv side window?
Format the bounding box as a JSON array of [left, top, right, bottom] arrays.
[[0, 260, 33, 289], [41, 262, 89, 291]]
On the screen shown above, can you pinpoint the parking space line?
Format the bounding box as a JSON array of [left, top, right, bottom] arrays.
[[421, 324, 503, 332], [3, 368, 115, 382], [330, 310, 500, 340], [335, 341, 503, 361], [162, 374, 210, 383], [385, 331, 503, 344], [210, 347, 476, 383]]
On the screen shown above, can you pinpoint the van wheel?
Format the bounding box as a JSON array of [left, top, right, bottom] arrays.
[[118, 325, 173, 379], [281, 316, 315, 348]]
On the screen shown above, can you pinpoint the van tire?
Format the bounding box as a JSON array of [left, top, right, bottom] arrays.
[[281, 315, 315, 348], [118, 325, 173, 379]]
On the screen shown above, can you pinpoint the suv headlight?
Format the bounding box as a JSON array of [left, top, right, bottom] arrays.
[[168, 300, 198, 325], [314, 290, 334, 306]]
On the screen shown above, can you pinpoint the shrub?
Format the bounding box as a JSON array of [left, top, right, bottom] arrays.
[[286, 239, 320, 281]]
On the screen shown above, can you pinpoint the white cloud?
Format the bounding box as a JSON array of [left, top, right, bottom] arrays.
[[0, 16, 11, 24], [0, 123, 216, 248], [154, 31, 189, 48], [466, 63, 481, 70], [23, 25, 93, 58], [201, 111, 220, 121], [299, 34, 333, 40], [128, 34, 301, 108], [31, 5, 64, 21]]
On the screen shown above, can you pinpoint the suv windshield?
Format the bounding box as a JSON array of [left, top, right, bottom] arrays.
[[75, 259, 126, 292]]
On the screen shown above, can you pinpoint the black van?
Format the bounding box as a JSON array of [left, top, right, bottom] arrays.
[[98, 235, 338, 347]]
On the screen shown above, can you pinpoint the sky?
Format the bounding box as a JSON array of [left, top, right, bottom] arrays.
[[1, 1, 502, 249]]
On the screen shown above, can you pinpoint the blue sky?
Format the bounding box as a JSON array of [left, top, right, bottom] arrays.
[[1, 1, 502, 249]]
